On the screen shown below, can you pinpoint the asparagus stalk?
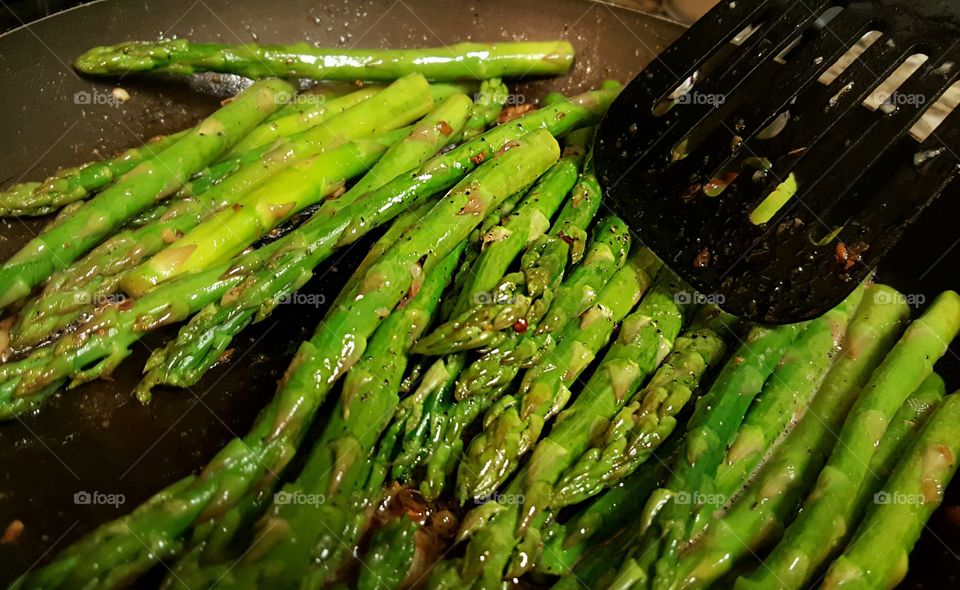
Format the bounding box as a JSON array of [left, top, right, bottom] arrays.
[[223, 85, 383, 157], [357, 516, 420, 590], [390, 151, 591, 489], [0, 87, 617, 417], [0, 131, 186, 217], [609, 317, 809, 590], [455, 267, 679, 584], [126, 91, 473, 294], [421, 214, 625, 500], [169, 243, 464, 589], [553, 306, 737, 507], [735, 290, 960, 590], [135, 94, 473, 394], [711, 285, 865, 502], [0, 90, 618, 417], [520, 268, 686, 528], [122, 129, 409, 293], [820, 392, 960, 590], [672, 284, 913, 589], [456, 245, 658, 502], [0, 79, 295, 310], [0, 77, 604, 417], [9, 77, 437, 347], [74, 40, 576, 80], [15, 129, 558, 590]]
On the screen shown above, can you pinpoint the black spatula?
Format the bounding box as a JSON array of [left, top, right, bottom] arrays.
[[595, 0, 960, 323]]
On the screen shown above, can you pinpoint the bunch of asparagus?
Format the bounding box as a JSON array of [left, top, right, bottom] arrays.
[[3, 38, 960, 590]]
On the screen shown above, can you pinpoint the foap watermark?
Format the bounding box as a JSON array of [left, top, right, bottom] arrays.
[[872, 91, 927, 108], [74, 490, 125, 508], [672, 491, 726, 507], [474, 91, 526, 106], [873, 290, 926, 308], [472, 291, 519, 306], [473, 491, 525, 506], [276, 93, 327, 107], [674, 291, 726, 305], [74, 88, 130, 107], [676, 92, 726, 107], [276, 292, 327, 308], [873, 490, 926, 506], [274, 491, 326, 506]]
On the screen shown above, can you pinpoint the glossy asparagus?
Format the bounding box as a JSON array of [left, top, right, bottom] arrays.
[[456, 245, 656, 502], [820, 392, 960, 590], [74, 40, 576, 81], [14, 129, 558, 590], [0, 131, 185, 217], [736, 290, 960, 590], [553, 306, 737, 506], [0, 79, 294, 310], [134, 88, 614, 397], [672, 285, 912, 589]]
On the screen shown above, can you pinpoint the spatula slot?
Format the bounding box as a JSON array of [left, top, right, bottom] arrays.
[[863, 53, 930, 113], [911, 80, 960, 142], [819, 30, 884, 85]]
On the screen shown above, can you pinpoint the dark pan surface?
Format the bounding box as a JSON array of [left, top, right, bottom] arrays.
[[0, 0, 957, 587]]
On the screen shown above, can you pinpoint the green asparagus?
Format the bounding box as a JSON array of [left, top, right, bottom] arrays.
[[0, 131, 186, 217], [609, 318, 808, 590], [456, 245, 657, 502], [553, 306, 737, 507], [15, 129, 558, 590], [75, 40, 575, 81], [129, 85, 616, 398], [521, 268, 686, 529], [0, 79, 294, 310], [820, 392, 960, 590], [735, 290, 960, 590], [672, 284, 912, 589]]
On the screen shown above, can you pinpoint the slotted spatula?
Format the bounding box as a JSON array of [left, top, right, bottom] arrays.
[[595, 0, 960, 323]]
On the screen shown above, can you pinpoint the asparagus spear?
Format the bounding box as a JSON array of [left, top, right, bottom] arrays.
[[735, 290, 960, 590], [552, 306, 736, 507], [0, 79, 295, 311], [389, 150, 592, 487], [123, 129, 409, 293], [820, 392, 960, 590], [125, 92, 473, 294], [447, 149, 606, 395], [520, 268, 686, 528], [672, 284, 913, 589], [75, 40, 576, 80], [462, 78, 510, 140], [0, 88, 617, 416], [422, 213, 625, 500], [15, 129, 559, 590], [135, 95, 473, 393], [223, 85, 383, 157], [454, 267, 677, 584], [168, 243, 465, 589], [456, 245, 658, 502], [710, 285, 865, 503], [608, 316, 809, 590], [0, 131, 186, 217], [9, 77, 437, 346]]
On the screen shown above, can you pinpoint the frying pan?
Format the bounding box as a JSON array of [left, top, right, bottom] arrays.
[[0, 0, 957, 587]]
